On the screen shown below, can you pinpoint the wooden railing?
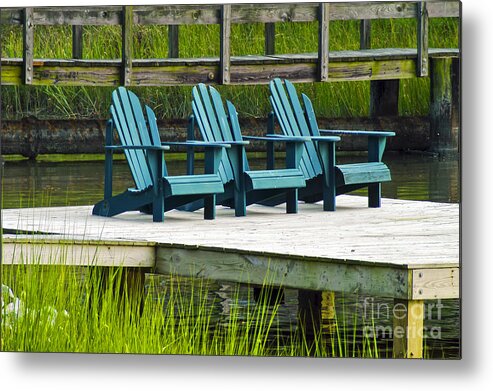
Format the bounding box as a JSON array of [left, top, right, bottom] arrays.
[[1, 2, 460, 86], [0, 2, 460, 154]]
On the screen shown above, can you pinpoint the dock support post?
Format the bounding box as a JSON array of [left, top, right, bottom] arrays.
[[370, 80, 399, 117], [253, 286, 285, 306], [361, 18, 400, 119], [452, 57, 461, 153], [392, 299, 424, 358], [298, 290, 337, 349], [298, 290, 322, 340], [430, 57, 455, 155], [122, 267, 148, 305], [101, 267, 149, 315]]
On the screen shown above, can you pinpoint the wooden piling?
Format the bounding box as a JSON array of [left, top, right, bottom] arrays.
[[298, 290, 336, 345], [298, 289, 323, 339], [430, 57, 454, 154], [361, 17, 400, 119], [451, 57, 461, 150], [392, 299, 424, 358], [253, 286, 285, 306], [370, 80, 400, 117], [359, 15, 400, 118], [100, 266, 150, 315]]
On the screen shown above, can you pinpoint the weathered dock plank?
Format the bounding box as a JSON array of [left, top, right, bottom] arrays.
[[3, 237, 155, 267], [2, 195, 459, 275]]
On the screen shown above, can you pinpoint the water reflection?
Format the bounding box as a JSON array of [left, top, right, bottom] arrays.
[[2, 153, 460, 358], [2, 153, 459, 208]]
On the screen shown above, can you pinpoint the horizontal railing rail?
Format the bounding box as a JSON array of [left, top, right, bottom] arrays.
[[0, 2, 459, 25]]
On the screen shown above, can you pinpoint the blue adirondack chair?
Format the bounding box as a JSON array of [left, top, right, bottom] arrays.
[[185, 83, 308, 217], [92, 87, 228, 222], [268, 78, 395, 211]]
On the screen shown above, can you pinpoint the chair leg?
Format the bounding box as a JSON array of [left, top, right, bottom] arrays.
[[323, 184, 336, 212], [153, 195, 165, 222], [368, 183, 381, 208], [204, 194, 216, 220], [286, 189, 298, 214], [234, 189, 247, 217]]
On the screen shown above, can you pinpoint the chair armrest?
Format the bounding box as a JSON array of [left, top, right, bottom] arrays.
[[105, 145, 171, 151], [160, 141, 231, 149], [243, 135, 310, 143], [319, 129, 395, 137], [216, 140, 250, 146], [310, 136, 341, 143]]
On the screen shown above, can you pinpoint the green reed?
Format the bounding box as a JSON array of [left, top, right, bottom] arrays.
[[0, 18, 458, 120], [2, 258, 392, 357]]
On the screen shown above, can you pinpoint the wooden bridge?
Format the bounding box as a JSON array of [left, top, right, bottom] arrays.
[[0, 2, 461, 153]]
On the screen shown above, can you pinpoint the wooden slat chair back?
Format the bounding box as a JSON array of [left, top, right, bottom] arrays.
[[93, 87, 226, 222], [269, 78, 323, 181], [189, 83, 308, 216], [110, 87, 166, 192], [191, 83, 249, 185], [269, 78, 395, 211]]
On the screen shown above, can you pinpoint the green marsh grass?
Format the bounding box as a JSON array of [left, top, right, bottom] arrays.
[[2, 257, 392, 357], [0, 18, 459, 120]]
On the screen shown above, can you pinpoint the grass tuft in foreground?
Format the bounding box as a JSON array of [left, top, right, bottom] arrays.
[[2, 263, 391, 357]]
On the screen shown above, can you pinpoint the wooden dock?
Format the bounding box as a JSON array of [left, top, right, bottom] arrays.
[[2, 195, 459, 358]]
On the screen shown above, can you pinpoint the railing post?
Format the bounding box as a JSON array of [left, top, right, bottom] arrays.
[[318, 3, 330, 82], [122, 5, 133, 86], [23, 7, 34, 85], [220, 4, 231, 85], [417, 1, 429, 77], [265, 23, 275, 55], [168, 25, 179, 58], [359, 19, 371, 49], [72, 25, 83, 59]]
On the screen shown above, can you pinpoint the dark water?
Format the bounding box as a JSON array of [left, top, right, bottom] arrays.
[[1, 153, 460, 358]]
